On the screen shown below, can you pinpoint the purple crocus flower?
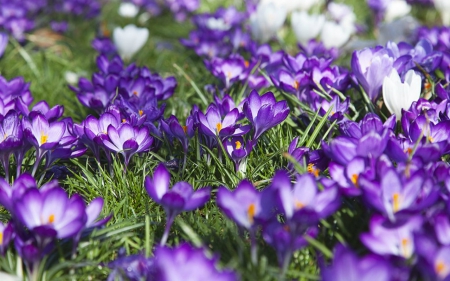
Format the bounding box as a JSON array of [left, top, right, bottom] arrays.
[[206, 55, 248, 89], [14, 187, 87, 241], [0, 110, 23, 180], [22, 113, 65, 176], [351, 47, 394, 101], [145, 163, 211, 246], [274, 171, 340, 224], [198, 105, 249, 140], [223, 136, 253, 173], [153, 243, 239, 281], [0, 33, 7, 58], [102, 123, 153, 167], [360, 215, 423, 259], [107, 249, 153, 281], [0, 172, 40, 212], [217, 180, 260, 263], [243, 90, 289, 140], [415, 233, 450, 280], [321, 244, 392, 281], [0, 221, 13, 255]]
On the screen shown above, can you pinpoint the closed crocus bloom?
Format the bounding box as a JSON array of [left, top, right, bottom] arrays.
[[250, 2, 286, 43], [385, 0, 411, 22], [433, 0, 450, 25], [118, 2, 139, 18], [291, 11, 325, 45], [383, 69, 421, 121], [113, 24, 149, 60], [320, 21, 352, 48]]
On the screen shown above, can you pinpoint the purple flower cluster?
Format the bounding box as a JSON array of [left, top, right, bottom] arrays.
[[0, 75, 86, 179], [128, 0, 199, 22], [352, 39, 442, 101], [0, 173, 109, 277], [108, 243, 238, 281]]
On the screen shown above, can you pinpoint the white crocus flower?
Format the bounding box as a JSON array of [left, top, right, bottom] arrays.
[[385, 0, 411, 22], [118, 2, 139, 18], [113, 24, 149, 60], [433, 0, 450, 26], [261, 0, 320, 12], [250, 2, 287, 43], [320, 21, 352, 48], [291, 11, 325, 45], [383, 69, 421, 121]]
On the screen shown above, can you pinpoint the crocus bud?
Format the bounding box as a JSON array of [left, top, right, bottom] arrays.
[[118, 2, 139, 18], [433, 0, 450, 26], [385, 0, 411, 22], [382, 69, 421, 121], [250, 2, 286, 43], [291, 11, 325, 45], [320, 21, 352, 48], [113, 24, 149, 60]]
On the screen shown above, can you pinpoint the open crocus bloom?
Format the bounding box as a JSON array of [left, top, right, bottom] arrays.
[[383, 69, 421, 121], [113, 24, 149, 60]]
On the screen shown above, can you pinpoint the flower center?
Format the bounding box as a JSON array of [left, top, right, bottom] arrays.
[[48, 214, 55, 224], [436, 261, 447, 277], [244, 61, 249, 68], [139, 110, 144, 116], [351, 174, 359, 187], [0, 232, 3, 245], [392, 193, 400, 213], [295, 200, 305, 209], [41, 133, 48, 145], [216, 122, 222, 133], [235, 141, 242, 149], [182, 126, 187, 134], [401, 238, 410, 258], [307, 163, 320, 177], [133, 91, 138, 96], [247, 203, 256, 223], [428, 136, 434, 143], [293, 80, 299, 90], [226, 71, 232, 79]]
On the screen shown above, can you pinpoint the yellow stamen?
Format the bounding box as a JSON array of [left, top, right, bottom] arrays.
[[48, 214, 55, 224], [247, 203, 256, 223], [295, 200, 305, 209], [293, 80, 299, 90], [307, 163, 319, 177], [3, 133, 7, 140], [216, 122, 222, 133], [0, 232, 3, 245], [41, 134, 48, 144], [401, 238, 409, 258], [182, 126, 187, 134], [244, 61, 249, 68], [405, 147, 413, 155], [133, 91, 138, 96], [436, 261, 446, 275], [393, 193, 400, 213], [122, 119, 126, 123], [235, 141, 242, 149], [351, 174, 359, 187], [226, 71, 232, 79], [428, 136, 434, 143], [139, 110, 144, 116]]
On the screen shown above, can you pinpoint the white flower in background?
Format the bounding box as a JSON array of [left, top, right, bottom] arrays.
[[118, 2, 139, 18], [385, 0, 411, 22], [64, 71, 79, 85], [383, 69, 421, 121], [250, 2, 287, 43], [291, 11, 325, 45], [433, 0, 450, 26], [113, 24, 149, 60], [328, 3, 356, 34], [261, 0, 320, 12], [206, 18, 231, 31], [320, 21, 352, 48]]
